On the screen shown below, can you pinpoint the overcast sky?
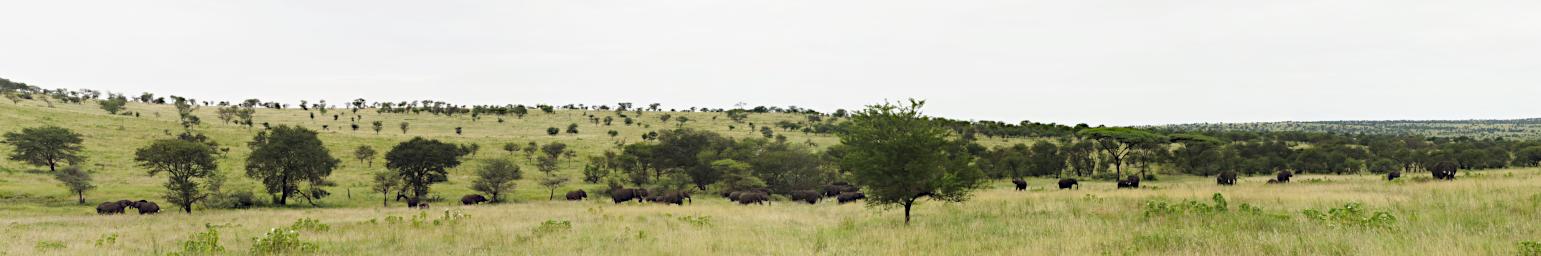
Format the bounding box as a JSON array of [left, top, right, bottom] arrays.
[[2, 1, 1538, 125]]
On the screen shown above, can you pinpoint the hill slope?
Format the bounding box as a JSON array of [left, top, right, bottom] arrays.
[[1152, 119, 1541, 139]]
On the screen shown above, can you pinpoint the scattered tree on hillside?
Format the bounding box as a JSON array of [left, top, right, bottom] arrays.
[[371, 121, 383, 134], [566, 123, 579, 134], [245, 125, 340, 206], [355, 145, 377, 167], [472, 159, 522, 203], [502, 142, 520, 155], [839, 100, 984, 224], [53, 166, 95, 204], [135, 138, 219, 213], [399, 122, 410, 134], [546, 127, 560, 136], [537, 156, 568, 200], [2, 126, 85, 172], [98, 93, 128, 114], [386, 137, 466, 202], [370, 170, 400, 207]]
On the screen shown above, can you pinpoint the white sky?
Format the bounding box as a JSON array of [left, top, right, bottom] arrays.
[[2, 1, 1539, 125]]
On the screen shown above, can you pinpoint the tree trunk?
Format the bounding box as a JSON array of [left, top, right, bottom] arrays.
[[77, 191, 85, 204], [48, 160, 57, 173], [381, 192, 388, 207], [549, 189, 556, 200], [903, 200, 914, 225]]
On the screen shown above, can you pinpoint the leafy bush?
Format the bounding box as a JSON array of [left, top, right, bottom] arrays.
[[677, 215, 713, 227], [94, 233, 118, 247], [290, 217, 330, 232], [532, 220, 572, 236], [1301, 203, 1396, 229], [1142, 193, 1230, 217], [251, 228, 319, 254], [1520, 241, 1541, 256], [169, 225, 225, 256]]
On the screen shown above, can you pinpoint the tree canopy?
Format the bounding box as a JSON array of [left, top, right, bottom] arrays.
[[245, 125, 339, 206], [839, 100, 985, 224], [2, 126, 85, 173]]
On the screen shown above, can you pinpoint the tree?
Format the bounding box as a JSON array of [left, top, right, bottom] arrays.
[[839, 100, 984, 224], [566, 123, 579, 134], [371, 121, 384, 134], [245, 125, 340, 206], [54, 166, 95, 204], [546, 127, 560, 136], [1026, 141, 1066, 177], [536, 156, 568, 200], [355, 145, 377, 167], [370, 171, 400, 207], [386, 137, 466, 202], [502, 142, 520, 155], [472, 159, 522, 203], [2, 126, 85, 172], [99, 93, 128, 114], [1078, 127, 1166, 178], [135, 138, 219, 213], [541, 142, 568, 161], [399, 122, 410, 134]]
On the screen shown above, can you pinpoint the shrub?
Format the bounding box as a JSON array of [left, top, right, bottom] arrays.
[[290, 218, 330, 232], [169, 225, 225, 256], [1520, 241, 1541, 256], [94, 233, 118, 247], [1142, 193, 1229, 217], [250, 228, 319, 254], [1301, 203, 1396, 229], [532, 220, 572, 236]]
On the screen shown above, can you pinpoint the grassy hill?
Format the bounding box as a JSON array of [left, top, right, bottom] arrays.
[[1152, 119, 1541, 140]]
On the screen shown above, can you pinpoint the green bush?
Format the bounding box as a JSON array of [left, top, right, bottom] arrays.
[[533, 220, 572, 236], [169, 225, 224, 256], [1520, 241, 1541, 256], [290, 217, 330, 232], [1301, 203, 1396, 229], [94, 233, 118, 247], [1142, 193, 1230, 217], [251, 228, 319, 254]]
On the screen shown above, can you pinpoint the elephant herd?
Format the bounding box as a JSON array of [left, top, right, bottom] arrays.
[[1211, 162, 1461, 186], [96, 200, 159, 215]]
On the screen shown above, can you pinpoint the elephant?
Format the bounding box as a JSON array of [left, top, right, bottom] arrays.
[[735, 192, 769, 205], [1012, 178, 1028, 191], [96, 200, 131, 215], [461, 194, 488, 205], [1057, 179, 1079, 190], [565, 190, 588, 201], [1217, 171, 1237, 186], [790, 190, 821, 204], [1116, 176, 1140, 189], [836, 192, 865, 204], [130, 200, 160, 214]]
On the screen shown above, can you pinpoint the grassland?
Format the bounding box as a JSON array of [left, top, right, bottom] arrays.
[[3, 99, 1541, 255]]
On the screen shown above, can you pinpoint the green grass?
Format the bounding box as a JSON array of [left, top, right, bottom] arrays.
[[3, 99, 1540, 255]]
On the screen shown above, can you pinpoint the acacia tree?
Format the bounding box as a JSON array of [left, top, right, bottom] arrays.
[[354, 145, 377, 167], [472, 159, 522, 203], [386, 137, 465, 202], [371, 121, 384, 134], [135, 138, 219, 213], [1078, 127, 1166, 178], [370, 170, 399, 207], [245, 125, 340, 205], [54, 166, 95, 204], [839, 100, 984, 224], [2, 126, 85, 172], [536, 156, 568, 200], [399, 122, 410, 134], [99, 94, 128, 114]]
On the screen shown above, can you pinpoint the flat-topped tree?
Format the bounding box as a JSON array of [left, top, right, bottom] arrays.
[[1078, 127, 1167, 178], [2, 126, 85, 173], [1168, 133, 1228, 176], [839, 99, 985, 225], [386, 137, 466, 202]]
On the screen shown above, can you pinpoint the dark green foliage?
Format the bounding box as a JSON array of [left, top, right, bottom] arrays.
[[136, 138, 219, 213], [54, 166, 95, 204], [839, 100, 985, 224], [386, 137, 466, 201], [2, 126, 85, 172], [98, 93, 128, 114], [245, 125, 339, 206], [472, 159, 522, 202]]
